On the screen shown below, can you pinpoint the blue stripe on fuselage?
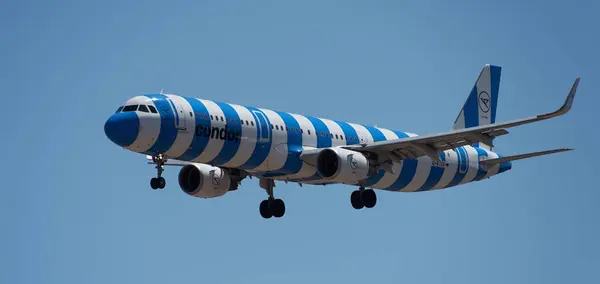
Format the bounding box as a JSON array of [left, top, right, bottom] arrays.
[[306, 116, 332, 148], [334, 120, 359, 145], [417, 152, 446, 191], [144, 94, 177, 154], [274, 111, 303, 175], [210, 102, 242, 165], [176, 97, 211, 161], [241, 107, 271, 169], [362, 126, 387, 187], [388, 159, 418, 191]]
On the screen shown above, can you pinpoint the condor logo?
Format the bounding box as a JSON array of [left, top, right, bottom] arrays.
[[195, 124, 241, 143]]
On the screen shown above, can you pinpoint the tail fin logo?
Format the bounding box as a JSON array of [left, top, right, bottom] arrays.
[[478, 91, 491, 113]]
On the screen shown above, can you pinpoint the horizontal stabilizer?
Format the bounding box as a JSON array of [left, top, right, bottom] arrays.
[[479, 148, 573, 166]]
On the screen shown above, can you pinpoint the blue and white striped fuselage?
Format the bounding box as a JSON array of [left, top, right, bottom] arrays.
[[114, 94, 512, 192]]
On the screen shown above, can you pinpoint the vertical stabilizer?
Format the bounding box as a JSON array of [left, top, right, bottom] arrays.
[[453, 64, 502, 150]]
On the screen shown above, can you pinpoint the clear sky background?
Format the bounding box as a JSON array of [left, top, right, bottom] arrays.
[[2, 0, 598, 283]]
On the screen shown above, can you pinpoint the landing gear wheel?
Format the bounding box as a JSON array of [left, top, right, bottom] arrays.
[[270, 199, 286, 218], [351, 190, 364, 209], [259, 200, 272, 219], [361, 189, 377, 208], [150, 178, 159, 190], [157, 177, 166, 189], [259, 178, 285, 219]]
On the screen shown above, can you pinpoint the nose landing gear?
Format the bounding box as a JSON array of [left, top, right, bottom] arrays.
[[150, 154, 167, 190]]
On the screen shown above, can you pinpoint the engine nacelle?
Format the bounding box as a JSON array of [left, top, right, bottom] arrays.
[[178, 164, 232, 198], [316, 147, 371, 184]]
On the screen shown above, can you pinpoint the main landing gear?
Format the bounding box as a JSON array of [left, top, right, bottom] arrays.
[[259, 178, 285, 219], [350, 187, 377, 209], [150, 154, 166, 190]]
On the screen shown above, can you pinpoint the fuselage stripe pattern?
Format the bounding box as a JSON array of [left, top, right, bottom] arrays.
[[241, 106, 272, 170], [277, 111, 303, 175], [417, 152, 446, 191], [144, 94, 177, 154], [209, 102, 243, 166], [176, 97, 212, 161], [120, 95, 509, 192]]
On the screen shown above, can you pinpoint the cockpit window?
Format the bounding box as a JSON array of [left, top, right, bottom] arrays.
[[148, 105, 157, 113], [115, 106, 123, 113], [138, 105, 149, 113], [122, 105, 138, 112]]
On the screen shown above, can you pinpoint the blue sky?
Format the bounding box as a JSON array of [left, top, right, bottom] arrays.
[[2, 0, 598, 283]]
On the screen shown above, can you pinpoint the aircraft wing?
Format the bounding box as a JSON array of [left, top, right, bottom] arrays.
[[305, 77, 579, 163]]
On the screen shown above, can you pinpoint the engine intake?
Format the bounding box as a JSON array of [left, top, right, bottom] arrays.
[[316, 148, 371, 184], [178, 164, 231, 198]]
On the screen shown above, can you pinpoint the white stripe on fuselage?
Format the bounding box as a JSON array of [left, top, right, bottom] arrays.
[[320, 118, 346, 147], [432, 150, 458, 190], [400, 156, 432, 192], [481, 150, 500, 180], [460, 146, 479, 184], [164, 95, 195, 158]]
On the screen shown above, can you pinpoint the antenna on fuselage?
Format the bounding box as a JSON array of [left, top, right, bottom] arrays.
[[159, 88, 164, 94]]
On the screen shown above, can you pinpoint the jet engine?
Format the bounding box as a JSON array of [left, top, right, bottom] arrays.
[[316, 147, 373, 184], [178, 163, 232, 198]]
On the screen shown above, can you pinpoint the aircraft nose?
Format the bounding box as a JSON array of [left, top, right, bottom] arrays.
[[104, 112, 139, 147]]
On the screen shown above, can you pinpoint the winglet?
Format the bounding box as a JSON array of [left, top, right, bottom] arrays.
[[539, 77, 580, 119]]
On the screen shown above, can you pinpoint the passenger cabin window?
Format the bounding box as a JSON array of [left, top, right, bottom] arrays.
[[148, 105, 157, 113], [122, 105, 138, 112], [115, 106, 123, 113], [138, 105, 149, 112]]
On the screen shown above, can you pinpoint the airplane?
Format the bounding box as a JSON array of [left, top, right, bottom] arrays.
[[104, 65, 579, 219]]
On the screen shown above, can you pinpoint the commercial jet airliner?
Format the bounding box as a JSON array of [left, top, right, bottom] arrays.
[[104, 65, 579, 219]]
